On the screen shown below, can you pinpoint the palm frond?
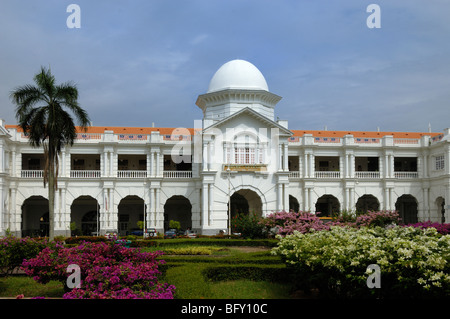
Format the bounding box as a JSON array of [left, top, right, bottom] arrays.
[[34, 66, 55, 98]]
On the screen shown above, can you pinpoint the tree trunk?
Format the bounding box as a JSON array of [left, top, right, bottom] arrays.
[[48, 160, 55, 241]]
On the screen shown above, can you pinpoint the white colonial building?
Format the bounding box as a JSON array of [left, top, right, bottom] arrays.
[[1, 59, 449, 237]]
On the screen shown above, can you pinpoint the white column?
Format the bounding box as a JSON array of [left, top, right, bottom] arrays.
[[390, 155, 394, 178], [0, 144, 3, 173], [155, 188, 161, 228], [384, 155, 389, 178], [11, 150, 16, 177], [345, 188, 349, 211], [384, 188, 389, 210], [223, 144, 227, 164], [61, 151, 65, 177], [208, 184, 213, 225], [304, 153, 308, 178], [103, 152, 107, 176], [110, 188, 115, 230], [389, 188, 395, 211], [150, 152, 155, 177], [202, 184, 208, 227], [309, 154, 314, 178], [422, 188, 429, 221], [298, 155, 302, 177], [283, 184, 289, 211], [10, 188, 16, 232], [203, 143, 207, 171], [146, 153, 151, 177], [0, 184, 3, 234], [350, 154, 355, 178], [283, 143, 288, 171], [109, 152, 113, 177], [278, 144, 282, 171], [308, 188, 313, 213], [156, 152, 160, 177], [277, 184, 283, 211], [345, 154, 349, 178], [349, 188, 354, 211]]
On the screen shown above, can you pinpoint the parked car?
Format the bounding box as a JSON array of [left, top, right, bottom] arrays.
[[164, 229, 177, 239], [184, 230, 197, 238], [146, 228, 157, 238], [130, 229, 143, 236]]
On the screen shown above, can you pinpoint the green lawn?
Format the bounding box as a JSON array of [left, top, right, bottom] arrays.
[[0, 240, 295, 299], [153, 245, 295, 299], [0, 276, 64, 298]]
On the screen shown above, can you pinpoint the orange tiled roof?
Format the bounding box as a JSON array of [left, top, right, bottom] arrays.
[[5, 125, 442, 139], [6, 125, 195, 135], [290, 130, 442, 139]]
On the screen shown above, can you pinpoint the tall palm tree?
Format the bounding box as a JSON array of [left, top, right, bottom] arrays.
[[11, 66, 90, 240]]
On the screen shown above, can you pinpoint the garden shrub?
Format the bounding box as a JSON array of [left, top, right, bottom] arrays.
[[261, 211, 330, 236], [407, 221, 450, 235], [64, 236, 108, 245], [203, 264, 289, 282], [21, 241, 175, 299], [231, 212, 266, 239], [273, 225, 450, 299], [353, 210, 400, 228], [0, 236, 48, 276]]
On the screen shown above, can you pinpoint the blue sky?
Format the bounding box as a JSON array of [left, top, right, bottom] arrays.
[[1, 0, 450, 133]]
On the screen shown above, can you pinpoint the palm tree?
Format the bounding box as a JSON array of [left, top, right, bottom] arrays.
[[11, 66, 90, 240]]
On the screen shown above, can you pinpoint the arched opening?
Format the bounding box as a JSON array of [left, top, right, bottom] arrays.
[[289, 195, 300, 212], [356, 194, 380, 213], [229, 189, 262, 218], [118, 195, 145, 236], [436, 197, 445, 223], [395, 194, 418, 225], [21, 196, 49, 237], [164, 196, 192, 231], [71, 196, 100, 236], [315, 194, 340, 217], [81, 211, 99, 236]]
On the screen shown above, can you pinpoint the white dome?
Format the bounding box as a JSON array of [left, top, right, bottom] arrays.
[[207, 60, 269, 93]]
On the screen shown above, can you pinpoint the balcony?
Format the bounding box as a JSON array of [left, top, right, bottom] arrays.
[[70, 170, 101, 178], [355, 171, 380, 179], [163, 171, 192, 178], [117, 170, 147, 178], [21, 170, 44, 178], [288, 171, 301, 178], [394, 172, 418, 179], [315, 171, 340, 179]]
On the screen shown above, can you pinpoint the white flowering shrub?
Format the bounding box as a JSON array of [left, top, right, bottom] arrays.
[[273, 226, 450, 298]]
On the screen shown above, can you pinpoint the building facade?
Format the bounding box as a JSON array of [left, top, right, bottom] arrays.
[[1, 59, 449, 237]]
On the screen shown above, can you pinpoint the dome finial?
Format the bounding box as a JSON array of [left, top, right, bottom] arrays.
[[207, 60, 268, 93]]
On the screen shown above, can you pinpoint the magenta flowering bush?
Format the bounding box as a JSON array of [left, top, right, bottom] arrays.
[[406, 221, 450, 235], [260, 210, 402, 237], [354, 210, 400, 228], [21, 241, 175, 299], [261, 211, 330, 236]]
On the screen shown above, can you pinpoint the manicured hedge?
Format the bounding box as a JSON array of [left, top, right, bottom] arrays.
[[64, 236, 108, 245], [202, 264, 290, 282], [132, 238, 278, 248]]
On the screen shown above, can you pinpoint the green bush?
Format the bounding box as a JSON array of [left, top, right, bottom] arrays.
[[231, 213, 266, 239], [0, 236, 48, 276], [273, 226, 450, 299], [203, 264, 289, 282], [64, 236, 108, 245]]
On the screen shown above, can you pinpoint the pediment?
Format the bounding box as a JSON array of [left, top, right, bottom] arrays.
[[203, 107, 292, 137]]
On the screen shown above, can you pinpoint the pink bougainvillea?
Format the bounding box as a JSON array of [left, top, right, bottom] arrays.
[[261, 211, 330, 236], [21, 241, 175, 299]]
